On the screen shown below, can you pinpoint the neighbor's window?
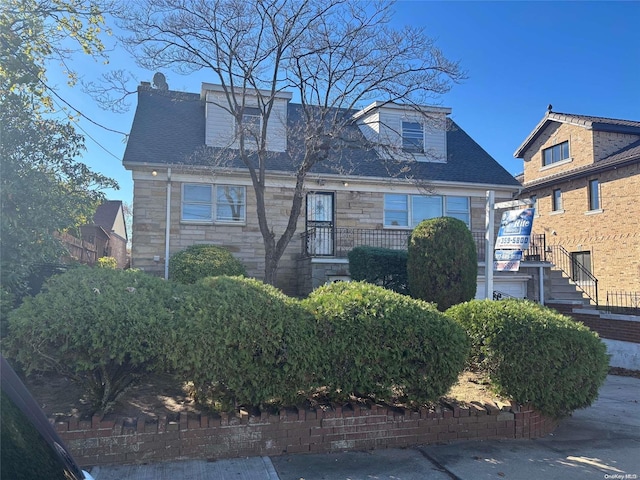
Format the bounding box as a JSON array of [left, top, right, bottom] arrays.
[[543, 141, 570, 166], [216, 185, 246, 223], [384, 194, 470, 228], [571, 251, 592, 283], [402, 121, 424, 153], [588, 179, 600, 211], [182, 184, 213, 222], [552, 188, 563, 212]]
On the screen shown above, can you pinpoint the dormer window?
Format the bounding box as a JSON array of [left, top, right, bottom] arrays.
[[236, 106, 262, 140], [402, 121, 424, 153], [543, 141, 569, 166]]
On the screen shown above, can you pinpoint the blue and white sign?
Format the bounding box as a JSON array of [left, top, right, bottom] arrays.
[[494, 208, 535, 250]]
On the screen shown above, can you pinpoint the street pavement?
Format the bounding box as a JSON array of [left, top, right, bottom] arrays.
[[90, 374, 640, 480]]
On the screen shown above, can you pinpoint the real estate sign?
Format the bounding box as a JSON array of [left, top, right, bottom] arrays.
[[494, 208, 535, 271]]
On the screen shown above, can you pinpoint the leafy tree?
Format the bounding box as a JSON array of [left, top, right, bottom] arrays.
[[116, 0, 464, 286], [0, 0, 117, 297]]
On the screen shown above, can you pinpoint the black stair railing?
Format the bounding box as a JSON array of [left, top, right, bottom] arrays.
[[547, 245, 599, 307]]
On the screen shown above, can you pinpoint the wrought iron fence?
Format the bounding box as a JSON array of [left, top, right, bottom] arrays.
[[301, 227, 546, 263], [604, 291, 640, 315]]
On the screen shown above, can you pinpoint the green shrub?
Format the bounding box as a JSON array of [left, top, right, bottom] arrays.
[[302, 281, 469, 405], [4, 267, 178, 413], [348, 246, 408, 294], [171, 276, 318, 409], [446, 299, 609, 417], [407, 217, 477, 311], [0, 287, 15, 338], [168, 244, 247, 284], [96, 256, 118, 269]]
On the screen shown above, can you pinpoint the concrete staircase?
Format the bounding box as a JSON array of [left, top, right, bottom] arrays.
[[548, 269, 596, 308]]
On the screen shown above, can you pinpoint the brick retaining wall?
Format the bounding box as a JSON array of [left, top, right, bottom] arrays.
[[547, 302, 640, 344], [54, 402, 558, 468]]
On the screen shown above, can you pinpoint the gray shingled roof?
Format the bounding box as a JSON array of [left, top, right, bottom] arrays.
[[514, 111, 640, 158], [123, 87, 519, 187], [93, 200, 123, 231]]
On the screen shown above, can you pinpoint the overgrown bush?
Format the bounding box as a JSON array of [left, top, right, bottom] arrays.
[[446, 299, 609, 417], [302, 281, 469, 405], [168, 244, 247, 284], [407, 217, 477, 311], [170, 276, 319, 409], [348, 246, 408, 294], [4, 267, 178, 413]]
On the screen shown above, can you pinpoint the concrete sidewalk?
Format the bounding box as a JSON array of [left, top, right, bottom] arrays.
[[90, 375, 640, 480]]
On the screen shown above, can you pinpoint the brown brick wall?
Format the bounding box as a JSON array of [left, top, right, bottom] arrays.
[[524, 162, 640, 294], [547, 302, 640, 344], [55, 402, 558, 468]]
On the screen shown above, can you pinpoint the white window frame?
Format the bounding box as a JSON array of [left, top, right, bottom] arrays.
[[588, 179, 601, 212], [215, 185, 246, 224], [236, 106, 262, 143], [182, 184, 213, 222], [181, 184, 246, 224], [384, 194, 470, 228], [402, 121, 424, 153]]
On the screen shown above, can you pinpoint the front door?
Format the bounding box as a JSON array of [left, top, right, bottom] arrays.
[[306, 192, 334, 256]]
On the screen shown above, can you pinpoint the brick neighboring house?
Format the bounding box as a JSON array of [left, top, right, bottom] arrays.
[[514, 109, 640, 304], [123, 82, 522, 296], [80, 200, 129, 269]]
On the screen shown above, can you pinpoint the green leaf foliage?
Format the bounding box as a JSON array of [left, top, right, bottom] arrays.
[[4, 267, 178, 413], [168, 245, 247, 284], [170, 276, 319, 409], [407, 217, 477, 311], [348, 246, 408, 294], [302, 281, 469, 405], [446, 299, 609, 417]]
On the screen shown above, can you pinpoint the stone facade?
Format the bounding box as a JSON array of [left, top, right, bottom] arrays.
[[517, 115, 640, 296], [131, 168, 515, 296]]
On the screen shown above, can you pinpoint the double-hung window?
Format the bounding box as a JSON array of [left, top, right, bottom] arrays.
[[402, 121, 424, 153], [543, 141, 570, 166], [216, 185, 246, 222], [182, 184, 213, 222], [384, 194, 470, 228], [237, 106, 262, 142], [182, 184, 246, 223]]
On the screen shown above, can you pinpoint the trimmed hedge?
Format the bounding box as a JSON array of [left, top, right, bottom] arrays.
[[446, 299, 609, 417], [170, 276, 319, 409], [407, 217, 477, 310], [168, 244, 246, 284], [348, 246, 408, 294], [302, 281, 469, 405], [4, 267, 178, 413]]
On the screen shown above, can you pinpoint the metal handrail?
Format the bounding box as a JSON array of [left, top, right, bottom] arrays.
[[547, 245, 599, 306]]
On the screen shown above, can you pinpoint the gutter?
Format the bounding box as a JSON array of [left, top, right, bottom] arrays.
[[164, 168, 172, 280]]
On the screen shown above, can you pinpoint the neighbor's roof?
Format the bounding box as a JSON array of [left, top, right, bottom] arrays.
[[520, 139, 640, 192], [514, 111, 640, 158], [93, 200, 123, 231], [123, 87, 520, 188]]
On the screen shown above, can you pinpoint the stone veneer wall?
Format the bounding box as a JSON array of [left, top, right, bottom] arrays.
[[131, 175, 509, 296], [55, 401, 558, 468]]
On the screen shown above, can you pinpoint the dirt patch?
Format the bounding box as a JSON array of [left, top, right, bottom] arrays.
[[25, 369, 508, 422]]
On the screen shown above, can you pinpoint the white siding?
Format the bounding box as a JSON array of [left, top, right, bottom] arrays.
[[356, 104, 448, 162], [204, 91, 288, 152]]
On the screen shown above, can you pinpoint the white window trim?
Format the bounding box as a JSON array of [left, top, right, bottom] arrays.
[[383, 194, 470, 229], [181, 183, 247, 225], [540, 157, 573, 172]]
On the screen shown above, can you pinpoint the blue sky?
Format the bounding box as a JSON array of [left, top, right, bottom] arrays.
[[47, 1, 640, 205]]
